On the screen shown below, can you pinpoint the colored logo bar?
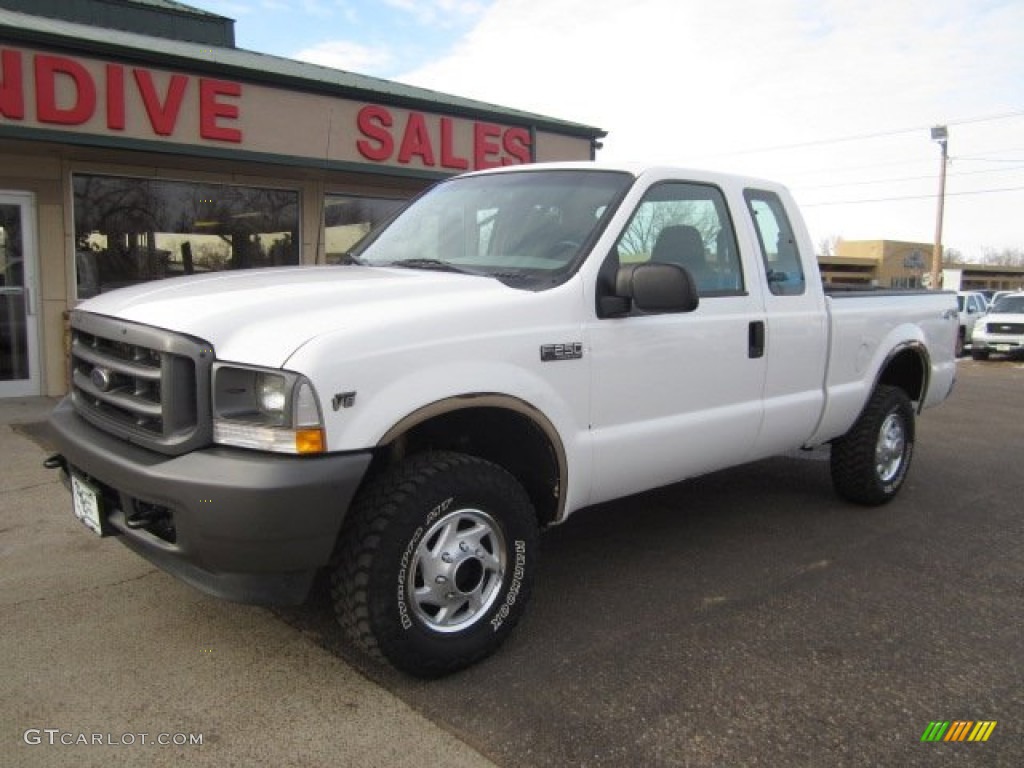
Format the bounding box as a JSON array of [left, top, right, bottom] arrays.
[[921, 721, 997, 742]]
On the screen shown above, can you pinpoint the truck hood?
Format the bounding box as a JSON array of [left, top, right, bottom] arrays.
[[78, 266, 519, 368]]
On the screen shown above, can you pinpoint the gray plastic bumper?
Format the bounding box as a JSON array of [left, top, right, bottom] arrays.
[[48, 398, 372, 605]]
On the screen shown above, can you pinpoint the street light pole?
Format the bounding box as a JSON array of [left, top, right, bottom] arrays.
[[930, 125, 948, 290]]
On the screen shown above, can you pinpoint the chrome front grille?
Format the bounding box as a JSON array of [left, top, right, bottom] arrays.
[[72, 332, 164, 432], [69, 311, 213, 455]]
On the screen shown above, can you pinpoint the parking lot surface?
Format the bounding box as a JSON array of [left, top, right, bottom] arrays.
[[4, 359, 1023, 766], [282, 359, 1024, 767]]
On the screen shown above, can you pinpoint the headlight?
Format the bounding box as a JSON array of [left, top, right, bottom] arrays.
[[256, 373, 288, 416], [212, 365, 325, 454]]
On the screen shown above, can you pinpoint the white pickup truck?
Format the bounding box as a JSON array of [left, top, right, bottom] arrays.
[[48, 162, 958, 677]]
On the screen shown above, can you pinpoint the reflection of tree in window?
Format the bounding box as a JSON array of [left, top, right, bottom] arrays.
[[324, 195, 405, 263], [73, 175, 300, 298], [614, 182, 743, 295]]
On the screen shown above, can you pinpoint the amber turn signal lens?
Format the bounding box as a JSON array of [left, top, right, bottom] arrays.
[[295, 428, 325, 455]]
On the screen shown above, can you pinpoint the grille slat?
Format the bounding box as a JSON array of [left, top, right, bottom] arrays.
[[72, 369, 163, 419], [69, 313, 212, 455], [983, 322, 1024, 335], [72, 340, 162, 381]]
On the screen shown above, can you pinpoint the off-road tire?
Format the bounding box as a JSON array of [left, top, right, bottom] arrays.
[[330, 451, 539, 678], [830, 385, 915, 506]]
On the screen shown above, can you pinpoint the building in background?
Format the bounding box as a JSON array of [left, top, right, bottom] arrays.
[[818, 240, 1024, 292], [0, 0, 604, 397]]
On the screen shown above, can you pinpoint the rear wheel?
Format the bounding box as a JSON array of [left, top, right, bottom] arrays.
[[330, 451, 539, 677], [830, 385, 915, 506], [971, 346, 990, 361]]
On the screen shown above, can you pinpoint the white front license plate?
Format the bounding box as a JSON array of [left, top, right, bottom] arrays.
[[996, 344, 1011, 352], [71, 474, 104, 536]]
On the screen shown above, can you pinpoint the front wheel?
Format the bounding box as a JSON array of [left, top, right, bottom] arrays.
[[830, 385, 915, 506], [330, 451, 539, 677]]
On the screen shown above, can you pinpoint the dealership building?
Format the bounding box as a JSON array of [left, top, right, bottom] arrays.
[[818, 240, 1024, 292], [0, 0, 604, 398]]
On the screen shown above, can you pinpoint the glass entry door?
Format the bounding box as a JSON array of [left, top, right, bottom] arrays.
[[0, 192, 40, 397]]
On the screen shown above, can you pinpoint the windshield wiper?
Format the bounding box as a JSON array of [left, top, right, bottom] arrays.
[[333, 252, 366, 266], [384, 258, 472, 274]]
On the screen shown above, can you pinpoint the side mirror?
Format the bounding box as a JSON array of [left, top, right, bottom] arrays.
[[606, 262, 699, 315]]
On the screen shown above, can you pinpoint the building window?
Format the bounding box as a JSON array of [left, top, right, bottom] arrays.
[[890, 276, 921, 289], [324, 194, 406, 263], [73, 174, 300, 299]]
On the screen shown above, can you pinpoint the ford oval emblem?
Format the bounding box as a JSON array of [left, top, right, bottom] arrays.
[[90, 367, 114, 392]]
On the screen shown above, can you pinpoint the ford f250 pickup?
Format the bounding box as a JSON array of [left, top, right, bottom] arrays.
[[48, 163, 958, 677]]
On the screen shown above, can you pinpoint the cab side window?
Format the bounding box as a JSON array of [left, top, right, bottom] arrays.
[[614, 182, 744, 297], [745, 189, 805, 296]]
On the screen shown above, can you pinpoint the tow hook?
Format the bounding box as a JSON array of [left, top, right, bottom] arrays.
[[43, 453, 67, 471]]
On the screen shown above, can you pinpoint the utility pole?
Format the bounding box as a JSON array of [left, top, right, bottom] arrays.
[[930, 125, 948, 290]]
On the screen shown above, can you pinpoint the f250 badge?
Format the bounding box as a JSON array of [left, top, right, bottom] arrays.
[[540, 342, 583, 362]]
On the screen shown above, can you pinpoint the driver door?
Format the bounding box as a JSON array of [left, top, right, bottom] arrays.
[[586, 180, 767, 505]]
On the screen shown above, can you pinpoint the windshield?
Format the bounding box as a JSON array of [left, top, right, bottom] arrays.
[[991, 294, 1024, 313], [351, 170, 632, 288]]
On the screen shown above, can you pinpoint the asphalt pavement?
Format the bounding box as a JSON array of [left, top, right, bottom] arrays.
[[0, 398, 496, 768], [4, 359, 1022, 767], [279, 359, 1024, 767]]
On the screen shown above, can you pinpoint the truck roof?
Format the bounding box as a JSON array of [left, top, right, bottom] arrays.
[[462, 160, 791, 194]]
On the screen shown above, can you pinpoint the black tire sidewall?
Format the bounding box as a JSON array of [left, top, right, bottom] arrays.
[[832, 386, 915, 506], [362, 453, 538, 676], [875, 396, 914, 498]]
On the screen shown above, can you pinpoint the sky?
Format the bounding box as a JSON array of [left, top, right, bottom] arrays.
[[196, 0, 1024, 262]]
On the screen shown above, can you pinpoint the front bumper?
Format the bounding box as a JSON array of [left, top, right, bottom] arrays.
[[972, 332, 1024, 354], [48, 398, 372, 604]]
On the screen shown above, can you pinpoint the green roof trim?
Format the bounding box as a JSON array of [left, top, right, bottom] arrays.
[[0, 8, 605, 140], [0, 0, 234, 46]]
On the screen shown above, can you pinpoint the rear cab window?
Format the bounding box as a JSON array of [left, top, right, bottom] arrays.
[[744, 189, 805, 296]]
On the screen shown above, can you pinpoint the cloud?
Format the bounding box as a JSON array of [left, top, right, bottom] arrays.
[[293, 40, 395, 73], [383, 0, 489, 29], [396, 0, 1024, 256]]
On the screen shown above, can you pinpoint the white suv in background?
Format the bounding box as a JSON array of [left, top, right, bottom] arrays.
[[971, 292, 1024, 360], [956, 290, 988, 356]]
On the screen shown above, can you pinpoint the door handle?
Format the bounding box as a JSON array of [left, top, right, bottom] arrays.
[[749, 321, 765, 359]]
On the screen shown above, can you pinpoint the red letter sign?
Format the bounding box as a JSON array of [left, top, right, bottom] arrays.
[[106, 64, 125, 130], [473, 122, 502, 170], [356, 105, 393, 162], [199, 79, 242, 142], [503, 127, 532, 165], [35, 54, 96, 125], [0, 49, 24, 119], [439, 117, 469, 170], [134, 70, 188, 136], [397, 111, 436, 166]]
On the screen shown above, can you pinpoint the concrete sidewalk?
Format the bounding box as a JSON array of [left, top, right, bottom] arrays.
[[0, 398, 497, 768]]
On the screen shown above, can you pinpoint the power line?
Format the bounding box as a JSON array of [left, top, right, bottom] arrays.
[[957, 146, 1024, 160], [797, 164, 1024, 191], [801, 185, 1024, 207], [698, 109, 1024, 159], [781, 147, 1024, 184]]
